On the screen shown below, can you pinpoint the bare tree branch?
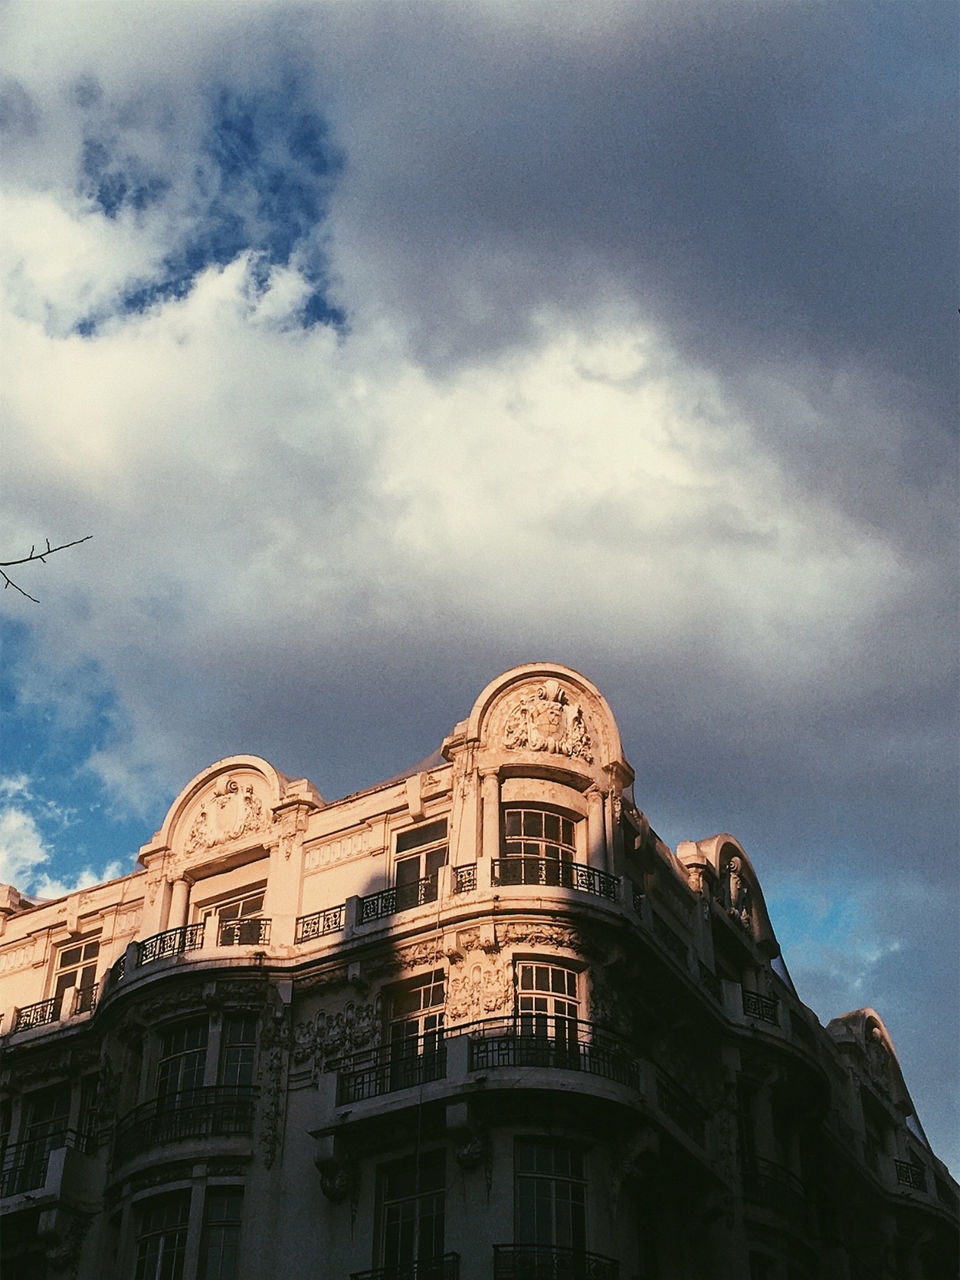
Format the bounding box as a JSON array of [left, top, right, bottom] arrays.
[[1, 535, 93, 603]]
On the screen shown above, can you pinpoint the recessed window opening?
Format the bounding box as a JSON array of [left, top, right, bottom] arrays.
[[395, 819, 448, 909], [516, 962, 579, 1059], [219, 1014, 257, 1089], [199, 1186, 244, 1280], [503, 808, 577, 886], [54, 936, 100, 1004], [157, 1019, 208, 1101], [514, 1138, 586, 1254], [134, 1191, 190, 1280], [388, 971, 445, 1088], [379, 1150, 446, 1271], [201, 888, 266, 946]]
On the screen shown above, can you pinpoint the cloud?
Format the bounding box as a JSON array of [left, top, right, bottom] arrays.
[[0, 0, 955, 1169]]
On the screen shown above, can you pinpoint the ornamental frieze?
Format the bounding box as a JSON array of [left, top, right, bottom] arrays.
[[447, 960, 511, 1024], [502, 679, 593, 762]]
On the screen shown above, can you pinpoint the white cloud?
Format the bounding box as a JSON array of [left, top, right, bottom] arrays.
[[0, 805, 49, 887]]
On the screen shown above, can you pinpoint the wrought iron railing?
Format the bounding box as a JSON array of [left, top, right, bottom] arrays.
[[337, 1033, 447, 1104], [218, 917, 271, 947], [742, 990, 779, 1025], [493, 1245, 619, 1280], [351, 1255, 460, 1280], [73, 984, 98, 1015], [137, 924, 205, 966], [113, 1085, 258, 1165], [652, 914, 688, 965], [894, 1159, 927, 1192], [656, 1072, 706, 1146], [0, 1129, 92, 1198], [467, 1018, 640, 1089], [13, 998, 58, 1032], [295, 905, 345, 943], [697, 962, 722, 1003], [742, 1158, 809, 1227], [359, 875, 439, 924], [453, 865, 477, 893], [491, 859, 619, 901], [631, 885, 644, 914]]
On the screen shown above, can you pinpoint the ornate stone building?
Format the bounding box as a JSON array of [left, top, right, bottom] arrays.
[[0, 663, 956, 1280]]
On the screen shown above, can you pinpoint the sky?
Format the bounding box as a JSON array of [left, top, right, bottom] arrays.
[[0, 0, 956, 1172]]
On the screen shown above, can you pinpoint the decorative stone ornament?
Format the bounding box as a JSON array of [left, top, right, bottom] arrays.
[[186, 775, 268, 853], [502, 679, 593, 762]]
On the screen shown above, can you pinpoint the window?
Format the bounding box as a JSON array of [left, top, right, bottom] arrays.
[[199, 1187, 243, 1280], [134, 1191, 189, 1280], [54, 936, 99, 1010], [502, 809, 577, 886], [517, 962, 580, 1063], [515, 1139, 586, 1254], [157, 1020, 208, 1101], [219, 1014, 257, 1088], [379, 1151, 445, 1273], [395, 820, 448, 909], [202, 889, 266, 946], [388, 970, 445, 1089]]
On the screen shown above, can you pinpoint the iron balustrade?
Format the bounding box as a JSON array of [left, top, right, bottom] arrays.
[[13, 997, 58, 1032], [453, 864, 477, 893], [467, 1017, 640, 1089], [631, 885, 645, 914], [698, 962, 722, 1003], [73, 984, 98, 1014], [742, 990, 779, 1025], [743, 1159, 809, 1227], [656, 1072, 706, 1146], [351, 1255, 460, 1280], [0, 1129, 92, 1198], [358, 875, 439, 924], [295, 905, 345, 942], [218, 917, 271, 947], [895, 1159, 927, 1192], [491, 859, 619, 901], [493, 1245, 619, 1280], [652, 914, 688, 965], [113, 1085, 258, 1165], [137, 924, 205, 966], [337, 1031, 447, 1104]]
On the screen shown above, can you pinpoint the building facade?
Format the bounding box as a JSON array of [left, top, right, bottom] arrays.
[[0, 663, 956, 1280]]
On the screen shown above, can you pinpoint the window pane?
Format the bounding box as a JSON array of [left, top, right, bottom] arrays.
[[199, 1187, 243, 1280], [396, 820, 448, 853]]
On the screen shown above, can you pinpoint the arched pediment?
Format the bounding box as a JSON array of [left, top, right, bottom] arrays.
[[139, 755, 321, 872], [678, 833, 779, 957], [456, 662, 633, 787]]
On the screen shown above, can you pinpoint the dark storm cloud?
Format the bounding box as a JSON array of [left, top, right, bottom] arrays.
[[323, 1, 955, 422]]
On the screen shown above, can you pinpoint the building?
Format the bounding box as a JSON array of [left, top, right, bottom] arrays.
[[0, 662, 956, 1280]]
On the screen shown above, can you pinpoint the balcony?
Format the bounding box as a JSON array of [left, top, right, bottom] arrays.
[[467, 1018, 640, 1089], [113, 1085, 258, 1164], [895, 1159, 927, 1192], [12, 997, 58, 1032], [493, 1245, 619, 1280], [741, 990, 779, 1025], [358, 876, 439, 924], [337, 1033, 447, 1104], [137, 924, 205, 966], [743, 1158, 810, 1229], [218, 917, 270, 946], [453, 865, 477, 893], [0, 1129, 94, 1199], [655, 1072, 706, 1147], [491, 859, 618, 901], [296, 904, 345, 942], [73, 983, 98, 1014], [351, 1255, 460, 1280]]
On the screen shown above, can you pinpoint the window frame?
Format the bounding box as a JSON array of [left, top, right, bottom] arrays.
[[393, 819, 448, 908]]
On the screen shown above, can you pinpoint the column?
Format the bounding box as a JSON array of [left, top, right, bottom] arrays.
[[480, 769, 500, 863], [167, 877, 191, 931], [586, 786, 606, 870]]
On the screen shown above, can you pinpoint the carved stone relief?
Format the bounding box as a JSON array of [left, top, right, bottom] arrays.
[[447, 959, 511, 1024], [313, 999, 383, 1066], [498, 922, 587, 955], [502, 680, 593, 762], [259, 1007, 291, 1169], [186, 776, 269, 853], [719, 857, 752, 932]]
